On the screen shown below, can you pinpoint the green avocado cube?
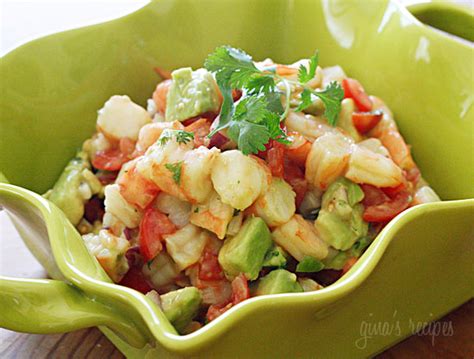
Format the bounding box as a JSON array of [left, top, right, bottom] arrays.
[[46, 151, 90, 225], [262, 245, 288, 268], [315, 178, 368, 251], [218, 217, 272, 280], [255, 269, 303, 295], [166, 68, 221, 122], [160, 287, 202, 333]]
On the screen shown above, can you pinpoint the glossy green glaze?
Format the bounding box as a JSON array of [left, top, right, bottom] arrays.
[[0, 0, 473, 358]]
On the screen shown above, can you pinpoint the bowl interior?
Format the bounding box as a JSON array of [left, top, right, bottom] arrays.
[[1, 0, 473, 199]]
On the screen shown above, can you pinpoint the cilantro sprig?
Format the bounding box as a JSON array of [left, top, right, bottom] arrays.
[[204, 46, 344, 154], [165, 161, 183, 184], [158, 129, 194, 146]]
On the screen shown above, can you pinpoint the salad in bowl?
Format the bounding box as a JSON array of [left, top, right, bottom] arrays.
[[44, 46, 440, 334]]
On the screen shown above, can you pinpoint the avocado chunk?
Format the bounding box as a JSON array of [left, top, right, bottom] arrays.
[[337, 98, 363, 142], [166, 68, 221, 122], [45, 151, 98, 225], [323, 236, 373, 270], [255, 269, 303, 295], [160, 287, 202, 333], [314, 178, 368, 251], [262, 245, 288, 268], [218, 217, 272, 280]]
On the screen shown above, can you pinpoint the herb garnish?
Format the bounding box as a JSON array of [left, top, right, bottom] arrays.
[[159, 129, 194, 146], [204, 46, 344, 154], [165, 161, 183, 184]]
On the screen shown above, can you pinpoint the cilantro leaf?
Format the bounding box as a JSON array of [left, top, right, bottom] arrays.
[[204, 46, 259, 88], [298, 51, 319, 84], [314, 81, 344, 126], [246, 73, 276, 95], [233, 96, 268, 124], [295, 88, 313, 112], [158, 129, 194, 146], [229, 121, 270, 155], [296, 256, 325, 273], [165, 161, 183, 184], [175, 130, 194, 144]]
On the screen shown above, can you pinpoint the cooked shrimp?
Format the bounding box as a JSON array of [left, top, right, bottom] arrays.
[[152, 79, 172, 114], [286, 111, 340, 142], [136, 121, 184, 154], [345, 145, 403, 187], [305, 133, 353, 190]]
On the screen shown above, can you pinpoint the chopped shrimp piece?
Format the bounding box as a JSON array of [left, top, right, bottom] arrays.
[[346, 145, 403, 188], [305, 133, 353, 190], [152, 79, 172, 114], [136, 121, 184, 154], [286, 111, 340, 142]]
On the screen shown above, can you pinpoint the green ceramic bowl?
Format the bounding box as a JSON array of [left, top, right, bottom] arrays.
[[1, 0, 473, 357]]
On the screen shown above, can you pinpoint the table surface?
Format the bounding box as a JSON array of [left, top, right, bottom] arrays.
[[1, 1, 473, 357]]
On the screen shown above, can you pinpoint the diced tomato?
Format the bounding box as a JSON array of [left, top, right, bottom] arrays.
[[283, 159, 308, 208], [231, 274, 250, 305], [363, 191, 411, 223], [119, 137, 136, 156], [206, 302, 233, 322], [118, 164, 160, 210], [208, 131, 229, 149], [92, 137, 135, 171], [286, 132, 311, 168], [342, 257, 358, 275], [96, 171, 118, 185], [152, 79, 171, 114], [199, 247, 225, 281], [84, 196, 105, 223], [92, 148, 127, 171], [267, 141, 285, 177], [232, 89, 243, 101], [361, 184, 390, 207], [139, 208, 176, 261], [381, 182, 407, 199], [342, 78, 372, 112], [184, 118, 211, 147], [119, 266, 152, 294], [352, 111, 383, 134]]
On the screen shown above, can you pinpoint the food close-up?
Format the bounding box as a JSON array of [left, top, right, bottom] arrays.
[[44, 46, 441, 333], [1, 1, 472, 358]]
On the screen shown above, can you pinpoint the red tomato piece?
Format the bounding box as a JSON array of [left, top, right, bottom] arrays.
[[283, 159, 308, 208], [267, 141, 285, 177], [139, 208, 176, 261], [342, 257, 358, 275], [118, 165, 160, 210], [92, 137, 135, 171], [232, 89, 243, 101], [342, 78, 372, 112], [119, 266, 152, 294], [352, 111, 383, 134], [231, 274, 250, 305], [381, 182, 407, 199], [92, 148, 126, 171], [199, 248, 225, 281], [208, 131, 229, 149], [96, 171, 118, 185], [206, 302, 233, 322], [363, 191, 411, 223], [361, 184, 390, 207]]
